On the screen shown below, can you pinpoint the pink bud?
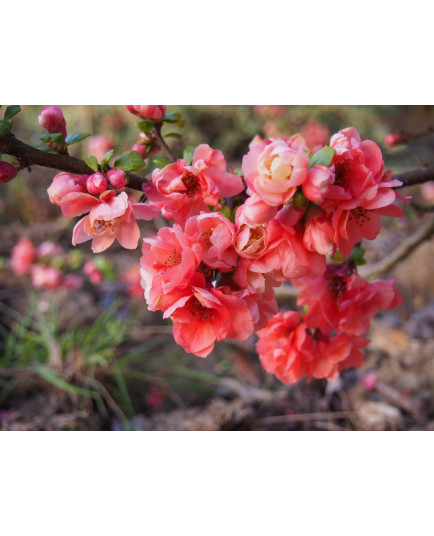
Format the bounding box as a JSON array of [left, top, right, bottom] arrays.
[[38, 105, 67, 138], [87, 172, 108, 195], [384, 132, 409, 147], [0, 161, 19, 184], [124, 105, 166, 122], [106, 168, 126, 189], [61, 274, 84, 290], [11, 237, 36, 275]]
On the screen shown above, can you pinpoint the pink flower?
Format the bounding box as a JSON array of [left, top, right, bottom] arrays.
[[38, 105, 67, 138], [11, 237, 36, 275], [294, 265, 403, 336], [242, 138, 308, 207], [143, 144, 244, 225], [185, 213, 237, 272], [30, 265, 63, 289], [235, 194, 278, 226], [86, 173, 108, 195], [302, 165, 348, 205], [0, 161, 19, 184], [124, 105, 166, 122], [62, 190, 160, 253], [302, 206, 335, 256], [140, 224, 202, 311], [47, 172, 88, 206], [361, 373, 377, 392], [87, 135, 114, 162], [106, 169, 126, 189], [146, 385, 165, 409], [163, 276, 255, 358], [256, 311, 369, 384]]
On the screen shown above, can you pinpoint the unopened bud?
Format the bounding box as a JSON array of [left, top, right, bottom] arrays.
[[0, 161, 18, 184], [87, 172, 108, 195], [384, 132, 409, 147], [106, 168, 127, 189]]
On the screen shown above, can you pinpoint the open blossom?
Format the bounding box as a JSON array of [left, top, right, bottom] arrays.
[[11, 237, 36, 275], [242, 138, 309, 207], [185, 212, 237, 272], [0, 161, 19, 184], [162, 275, 254, 358], [140, 224, 202, 311], [143, 144, 244, 225], [124, 105, 166, 122], [256, 311, 369, 384], [38, 105, 67, 138], [47, 172, 88, 206], [59, 190, 160, 253], [294, 264, 403, 336]]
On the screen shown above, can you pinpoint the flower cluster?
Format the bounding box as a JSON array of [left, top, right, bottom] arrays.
[[139, 129, 404, 362], [256, 263, 402, 384], [10, 237, 83, 290], [47, 171, 160, 253]]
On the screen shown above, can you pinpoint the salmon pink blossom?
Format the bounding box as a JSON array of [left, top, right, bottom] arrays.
[[143, 144, 244, 225], [62, 191, 161, 253], [242, 138, 309, 207]]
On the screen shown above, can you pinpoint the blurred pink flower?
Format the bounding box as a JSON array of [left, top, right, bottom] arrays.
[[11, 237, 36, 275]]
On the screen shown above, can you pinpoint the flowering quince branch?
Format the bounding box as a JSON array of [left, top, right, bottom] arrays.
[[2, 106, 433, 387]]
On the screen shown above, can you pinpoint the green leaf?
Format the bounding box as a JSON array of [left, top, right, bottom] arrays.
[[84, 155, 99, 172], [35, 367, 96, 398], [136, 120, 155, 133], [234, 167, 243, 177], [348, 246, 367, 266], [164, 132, 182, 139], [0, 119, 13, 136], [40, 132, 64, 145], [4, 105, 21, 121], [162, 111, 181, 123], [114, 150, 144, 173], [308, 146, 335, 169], [101, 149, 115, 168], [65, 132, 90, 146], [152, 156, 171, 168], [183, 145, 195, 164]]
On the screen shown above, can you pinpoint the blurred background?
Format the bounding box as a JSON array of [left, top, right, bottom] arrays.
[[1, 105, 434, 431]]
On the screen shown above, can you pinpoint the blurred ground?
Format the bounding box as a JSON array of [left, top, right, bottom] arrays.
[[1, 105, 434, 431]]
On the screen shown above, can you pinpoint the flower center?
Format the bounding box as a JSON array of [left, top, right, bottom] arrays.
[[188, 298, 210, 321], [349, 207, 371, 225], [328, 276, 346, 298], [91, 218, 117, 236], [164, 249, 182, 267], [182, 173, 201, 198], [334, 159, 350, 185]]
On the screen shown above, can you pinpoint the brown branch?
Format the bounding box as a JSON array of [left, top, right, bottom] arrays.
[[0, 132, 147, 192], [395, 165, 434, 188], [153, 123, 176, 162]]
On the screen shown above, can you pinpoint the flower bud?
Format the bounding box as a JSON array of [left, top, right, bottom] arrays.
[[38, 105, 67, 138], [124, 105, 166, 122], [0, 161, 19, 184], [384, 132, 409, 147], [87, 172, 108, 195], [106, 168, 126, 189]]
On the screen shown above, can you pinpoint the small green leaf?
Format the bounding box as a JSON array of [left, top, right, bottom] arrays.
[[183, 145, 195, 164], [0, 119, 13, 136], [114, 150, 144, 173], [308, 146, 335, 169], [162, 111, 181, 123], [101, 149, 115, 168], [84, 155, 99, 172], [234, 168, 243, 177], [136, 120, 155, 133], [4, 105, 21, 121], [348, 246, 367, 266], [65, 132, 90, 146], [37, 146, 56, 152], [164, 132, 182, 139], [177, 120, 185, 128], [40, 132, 64, 145], [152, 156, 171, 168], [35, 367, 96, 398]]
